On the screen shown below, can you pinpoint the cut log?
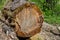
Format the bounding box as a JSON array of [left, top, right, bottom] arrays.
[[2, 0, 44, 38], [14, 3, 44, 37]]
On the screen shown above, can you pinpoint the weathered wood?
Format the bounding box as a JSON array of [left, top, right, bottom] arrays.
[[14, 3, 44, 37], [2, 0, 44, 38]]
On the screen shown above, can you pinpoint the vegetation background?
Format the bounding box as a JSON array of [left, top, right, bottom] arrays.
[[0, 0, 60, 26]]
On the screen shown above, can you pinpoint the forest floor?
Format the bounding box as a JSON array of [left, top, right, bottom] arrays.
[[31, 22, 60, 40], [0, 21, 60, 40]]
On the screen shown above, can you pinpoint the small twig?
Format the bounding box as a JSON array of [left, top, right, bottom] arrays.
[[0, 18, 10, 26], [50, 30, 60, 36]]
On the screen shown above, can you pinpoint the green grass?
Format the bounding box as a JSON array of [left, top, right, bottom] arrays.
[[0, 0, 6, 10], [44, 15, 60, 26], [0, 4, 3, 9]]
